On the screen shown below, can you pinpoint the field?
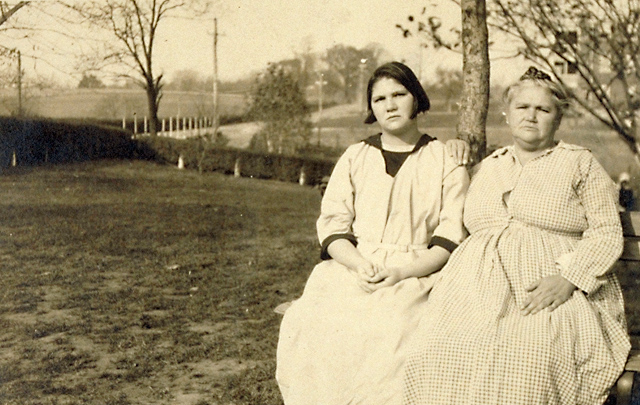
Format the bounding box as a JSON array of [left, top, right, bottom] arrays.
[[0, 88, 247, 121], [0, 159, 638, 405]]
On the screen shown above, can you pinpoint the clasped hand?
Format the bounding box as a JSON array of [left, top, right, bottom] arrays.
[[521, 274, 577, 315], [352, 262, 402, 293]]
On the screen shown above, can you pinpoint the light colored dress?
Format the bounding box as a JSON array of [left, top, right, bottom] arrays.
[[403, 142, 631, 405], [276, 134, 469, 405]]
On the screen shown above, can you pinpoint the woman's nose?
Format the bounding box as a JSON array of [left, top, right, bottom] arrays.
[[386, 99, 397, 110], [525, 108, 537, 121]]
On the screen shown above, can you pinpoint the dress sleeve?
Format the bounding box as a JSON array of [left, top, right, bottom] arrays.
[[559, 153, 623, 295], [429, 156, 470, 252], [316, 149, 357, 259]]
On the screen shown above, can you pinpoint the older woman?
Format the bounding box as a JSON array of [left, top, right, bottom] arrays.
[[402, 67, 631, 405]]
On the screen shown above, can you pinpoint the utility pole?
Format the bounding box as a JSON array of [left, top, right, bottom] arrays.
[[17, 49, 22, 116], [315, 73, 327, 146], [359, 59, 368, 114], [212, 17, 219, 140]]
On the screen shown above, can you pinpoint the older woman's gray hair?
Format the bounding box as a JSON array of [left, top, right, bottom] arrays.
[[503, 66, 571, 120]]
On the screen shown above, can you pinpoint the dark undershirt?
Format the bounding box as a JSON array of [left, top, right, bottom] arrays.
[[363, 133, 434, 177], [381, 150, 411, 177]]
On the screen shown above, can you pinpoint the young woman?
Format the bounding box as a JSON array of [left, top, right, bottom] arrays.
[[276, 61, 469, 405]]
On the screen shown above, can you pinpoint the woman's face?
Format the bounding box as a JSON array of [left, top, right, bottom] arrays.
[[506, 84, 560, 152], [370, 77, 416, 136]]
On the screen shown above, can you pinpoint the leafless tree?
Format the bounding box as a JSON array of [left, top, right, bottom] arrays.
[[432, 66, 463, 113], [324, 44, 381, 103], [488, 0, 640, 163], [66, 0, 207, 137]]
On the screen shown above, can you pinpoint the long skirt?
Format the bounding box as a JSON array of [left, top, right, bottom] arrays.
[[277, 259, 438, 405]]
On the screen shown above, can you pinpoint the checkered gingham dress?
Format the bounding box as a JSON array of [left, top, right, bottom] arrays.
[[402, 142, 631, 405]]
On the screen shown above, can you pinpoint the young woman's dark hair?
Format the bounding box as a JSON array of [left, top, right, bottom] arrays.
[[364, 61, 430, 124]]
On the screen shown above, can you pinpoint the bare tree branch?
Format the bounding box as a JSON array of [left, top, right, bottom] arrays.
[[0, 1, 28, 27], [489, 0, 640, 159]]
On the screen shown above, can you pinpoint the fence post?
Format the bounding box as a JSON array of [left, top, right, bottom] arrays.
[[144, 116, 148, 134], [169, 117, 173, 137], [234, 157, 241, 178], [133, 113, 138, 135], [177, 154, 184, 169], [11, 150, 16, 167], [122, 117, 126, 130], [161, 119, 166, 136], [299, 166, 307, 186]]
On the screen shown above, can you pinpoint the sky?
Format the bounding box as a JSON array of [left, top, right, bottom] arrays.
[[0, 0, 529, 87], [155, 0, 465, 83]]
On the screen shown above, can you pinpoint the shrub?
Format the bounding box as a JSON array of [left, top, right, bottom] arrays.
[[139, 137, 336, 186], [0, 117, 144, 167]]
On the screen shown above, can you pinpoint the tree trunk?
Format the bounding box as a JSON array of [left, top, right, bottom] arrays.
[[457, 0, 490, 165], [145, 80, 160, 137], [635, 111, 640, 167]]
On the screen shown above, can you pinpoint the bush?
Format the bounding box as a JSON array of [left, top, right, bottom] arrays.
[[0, 117, 145, 168], [140, 137, 336, 186]]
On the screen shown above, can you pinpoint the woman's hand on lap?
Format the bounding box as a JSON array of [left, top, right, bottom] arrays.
[[364, 267, 404, 292], [352, 261, 385, 293], [353, 261, 378, 279], [522, 274, 577, 315]]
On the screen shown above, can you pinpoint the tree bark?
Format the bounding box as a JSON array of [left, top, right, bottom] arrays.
[[457, 0, 490, 164], [145, 78, 160, 137]]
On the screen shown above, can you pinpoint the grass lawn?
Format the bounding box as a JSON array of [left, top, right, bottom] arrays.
[[0, 160, 321, 404], [0, 159, 638, 404]]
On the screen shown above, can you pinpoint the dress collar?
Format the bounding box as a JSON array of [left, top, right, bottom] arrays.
[[363, 133, 434, 153], [489, 140, 586, 161]]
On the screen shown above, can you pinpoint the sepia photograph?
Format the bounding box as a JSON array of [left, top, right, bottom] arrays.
[[0, 0, 639, 404]]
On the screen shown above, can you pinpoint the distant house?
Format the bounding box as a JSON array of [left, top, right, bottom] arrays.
[[549, 29, 630, 109]]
